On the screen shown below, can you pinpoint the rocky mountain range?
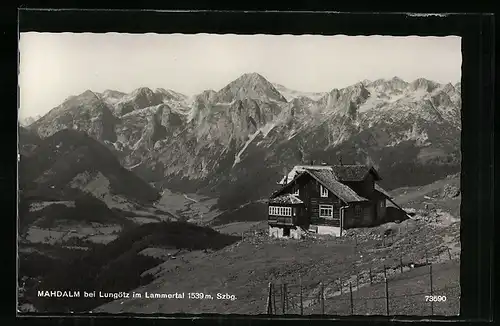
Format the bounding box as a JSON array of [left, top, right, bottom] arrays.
[[23, 73, 462, 210]]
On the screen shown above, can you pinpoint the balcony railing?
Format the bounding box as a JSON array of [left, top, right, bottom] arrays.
[[268, 215, 295, 225]]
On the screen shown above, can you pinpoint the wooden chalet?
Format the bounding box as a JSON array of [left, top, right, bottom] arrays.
[[268, 164, 393, 238]]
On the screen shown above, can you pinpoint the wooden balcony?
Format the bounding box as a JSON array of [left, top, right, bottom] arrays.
[[268, 215, 295, 226], [310, 217, 341, 227]]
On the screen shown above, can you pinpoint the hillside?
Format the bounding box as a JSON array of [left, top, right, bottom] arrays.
[[89, 174, 461, 315], [27, 74, 461, 211], [22, 221, 240, 313], [19, 129, 160, 205], [94, 210, 459, 315]]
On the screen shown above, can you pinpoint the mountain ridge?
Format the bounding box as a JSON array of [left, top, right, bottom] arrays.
[[24, 73, 461, 210]]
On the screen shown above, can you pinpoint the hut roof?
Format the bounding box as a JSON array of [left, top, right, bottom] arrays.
[[268, 194, 304, 205], [374, 183, 392, 199], [330, 164, 382, 182], [306, 169, 369, 203]]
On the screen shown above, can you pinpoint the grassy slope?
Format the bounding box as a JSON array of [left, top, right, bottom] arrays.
[[93, 174, 460, 315], [95, 217, 459, 315], [26, 222, 239, 313], [389, 173, 460, 217], [302, 260, 460, 316]]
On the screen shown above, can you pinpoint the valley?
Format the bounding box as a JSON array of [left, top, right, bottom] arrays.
[[17, 73, 461, 315]]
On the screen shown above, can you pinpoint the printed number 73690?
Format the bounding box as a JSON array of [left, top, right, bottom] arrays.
[[425, 295, 447, 302]]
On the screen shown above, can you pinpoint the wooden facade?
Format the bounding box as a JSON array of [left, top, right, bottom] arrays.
[[268, 165, 392, 235]]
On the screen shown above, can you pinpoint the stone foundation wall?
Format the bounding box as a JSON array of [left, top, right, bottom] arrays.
[[315, 225, 342, 237], [269, 226, 305, 239], [269, 226, 284, 238]]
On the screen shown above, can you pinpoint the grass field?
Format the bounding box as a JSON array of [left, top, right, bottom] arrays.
[[94, 211, 460, 315], [25, 174, 461, 315]]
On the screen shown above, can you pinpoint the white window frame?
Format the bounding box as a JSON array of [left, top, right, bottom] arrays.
[[269, 206, 291, 217], [319, 205, 334, 219], [320, 184, 328, 198]]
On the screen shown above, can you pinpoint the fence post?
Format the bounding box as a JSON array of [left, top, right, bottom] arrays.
[[425, 250, 429, 265], [320, 282, 325, 315], [349, 282, 354, 315], [400, 256, 404, 273], [281, 282, 285, 314], [383, 264, 387, 279], [300, 277, 303, 315], [339, 277, 342, 294], [273, 282, 277, 313], [284, 283, 288, 314], [430, 264, 434, 315], [266, 282, 273, 314], [447, 248, 452, 260], [369, 267, 373, 285], [385, 277, 389, 316], [356, 272, 359, 290]]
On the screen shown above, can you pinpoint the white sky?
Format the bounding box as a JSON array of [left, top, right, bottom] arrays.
[[18, 33, 462, 119]]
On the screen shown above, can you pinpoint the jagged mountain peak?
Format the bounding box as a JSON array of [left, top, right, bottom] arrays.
[[81, 89, 97, 97], [155, 88, 188, 102], [409, 78, 440, 92], [215, 72, 287, 103], [131, 87, 155, 97], [102, 89, 126, 96], [442, 82, 456, 93], [238, 72, 269, 82], [367, 77, 408, 90]]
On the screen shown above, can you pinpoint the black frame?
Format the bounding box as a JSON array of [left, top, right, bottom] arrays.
[[7, 8, 495, 325]]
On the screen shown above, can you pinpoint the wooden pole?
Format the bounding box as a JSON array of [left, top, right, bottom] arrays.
[[425, 250, 429, 265], [320, 282, 325, 315], [273, 282, 277, 313], [281, 283, 285, 314], [266, 282, 273, 314], [400, 256, 404, 273], [369, 267, 373, 285], [300, 277, 303, 315], [385, 277, 389, 316], [339, 277, 342, 294], [382, 236, 385, 246], [349, 282, 354, 315], [356, 272, 359, 290], [383, 264, 387, 279], [284, 283, 288, 314], [447, 247, 452, 260], [430, 264, 434, 315]]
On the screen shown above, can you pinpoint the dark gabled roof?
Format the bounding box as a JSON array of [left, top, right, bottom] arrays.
[[268, 194, 304, 205], [374, 183, 392, 199], [331, 164, 382, 182], [270, 172, 304, 199], [306, 169, 369, 203]]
